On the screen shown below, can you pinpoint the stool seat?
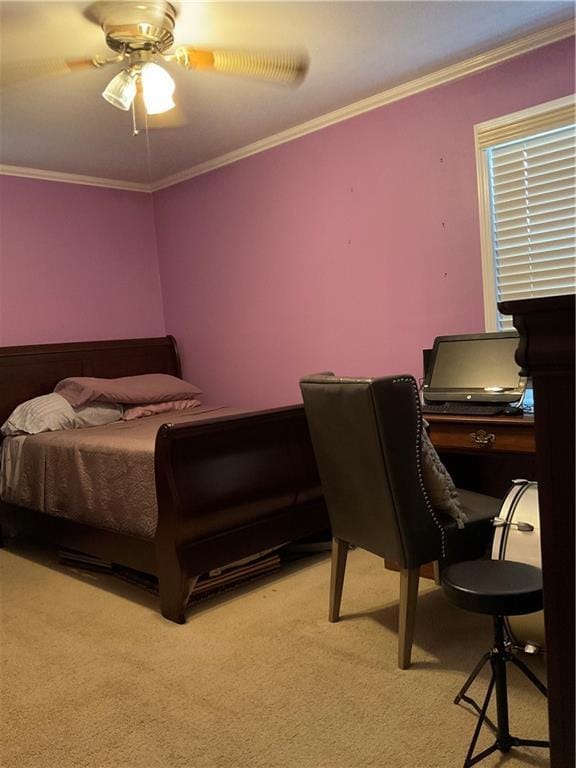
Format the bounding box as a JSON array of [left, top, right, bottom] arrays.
[[442, 560, 543, 616]]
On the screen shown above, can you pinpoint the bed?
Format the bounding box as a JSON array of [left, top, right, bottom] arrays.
[[0, 336, 328, 622]]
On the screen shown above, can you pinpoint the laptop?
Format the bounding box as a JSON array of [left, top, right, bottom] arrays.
[[422, 332, 526, 415]]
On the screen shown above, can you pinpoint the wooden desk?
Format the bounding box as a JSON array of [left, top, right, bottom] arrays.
[[426, 412, 536, 498]]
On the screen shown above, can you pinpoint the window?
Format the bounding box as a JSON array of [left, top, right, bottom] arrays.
[[475, 96, 576, 330]]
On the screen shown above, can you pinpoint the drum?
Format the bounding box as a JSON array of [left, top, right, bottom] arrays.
[[492, 480, 545, 653]]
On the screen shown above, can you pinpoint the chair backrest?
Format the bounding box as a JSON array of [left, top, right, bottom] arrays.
[[299, 374, 444, 569]]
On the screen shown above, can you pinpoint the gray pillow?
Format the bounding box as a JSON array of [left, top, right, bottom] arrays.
[[1, 393, 123, 436], [420, 426, 467, 528]]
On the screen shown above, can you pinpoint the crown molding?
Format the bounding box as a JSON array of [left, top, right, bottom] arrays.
[[1, 21, 573, 194], [0, 164, 151, 193], [152, 19, 575, 192]]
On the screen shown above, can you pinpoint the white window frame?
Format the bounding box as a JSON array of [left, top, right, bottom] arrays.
[[475, 95, 576, 331]]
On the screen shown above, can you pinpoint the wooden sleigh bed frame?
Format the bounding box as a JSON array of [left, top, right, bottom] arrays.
[[0, 336, 328, 623]]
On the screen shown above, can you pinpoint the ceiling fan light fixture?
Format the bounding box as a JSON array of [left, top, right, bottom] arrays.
[[140, 62, 176, 114], [102, 68, 137, 110]]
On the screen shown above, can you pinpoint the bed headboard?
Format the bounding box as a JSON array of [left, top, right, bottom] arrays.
[[0, 336, 181, 427]]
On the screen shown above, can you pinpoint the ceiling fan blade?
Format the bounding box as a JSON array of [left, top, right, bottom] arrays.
[[173, 47, 308, 85], [0, 55, 118, 89]]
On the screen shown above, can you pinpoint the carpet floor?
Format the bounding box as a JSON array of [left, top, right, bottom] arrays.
[[1, 542, 549, 768]]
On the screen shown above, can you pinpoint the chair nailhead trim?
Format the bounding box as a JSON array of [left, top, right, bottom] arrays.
[[392, 376, 447, 558]]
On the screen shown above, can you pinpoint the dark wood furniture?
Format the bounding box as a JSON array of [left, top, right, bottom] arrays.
[[499, 294, 575, 768], [426, 412, 536, 498], [0, 336, 328, 623]]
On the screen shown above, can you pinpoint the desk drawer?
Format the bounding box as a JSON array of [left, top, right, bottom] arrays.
[[429, 421, 535, 454]]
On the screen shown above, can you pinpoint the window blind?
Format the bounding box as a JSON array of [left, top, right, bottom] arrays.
[[487, 124, 576, 330]]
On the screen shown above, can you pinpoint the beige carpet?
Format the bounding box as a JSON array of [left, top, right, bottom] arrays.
[[1, 542, 549, 768]]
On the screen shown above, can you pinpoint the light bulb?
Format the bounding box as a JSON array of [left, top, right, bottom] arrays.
[[102, 69, 137, 111], [140, 62, 176, 115]]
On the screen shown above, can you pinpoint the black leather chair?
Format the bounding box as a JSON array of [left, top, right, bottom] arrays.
[[442, 560, 549, 766], [299, 374, 499, 669]]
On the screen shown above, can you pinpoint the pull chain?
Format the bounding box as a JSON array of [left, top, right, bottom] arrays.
[[131, 99, 139, 136], [144, 107, 153, 184]]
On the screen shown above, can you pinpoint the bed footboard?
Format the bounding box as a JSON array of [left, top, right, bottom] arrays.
[[154, 405, 328, 623]]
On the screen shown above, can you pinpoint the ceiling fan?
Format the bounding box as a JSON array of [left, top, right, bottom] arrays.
[[2, 1, 309, 130]]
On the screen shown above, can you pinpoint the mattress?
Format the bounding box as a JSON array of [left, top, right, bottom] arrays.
[[0, 405, 244, 539]]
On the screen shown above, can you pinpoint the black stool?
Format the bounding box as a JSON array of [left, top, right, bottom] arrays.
[[442, 560, 549, 767]]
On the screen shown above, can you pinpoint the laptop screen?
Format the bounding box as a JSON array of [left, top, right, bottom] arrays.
[[423, 332, 525, 403]]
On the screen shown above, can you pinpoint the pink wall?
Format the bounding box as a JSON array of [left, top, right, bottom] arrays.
[[0, 177, 165, 346], [1, 40, 573, 404], [154, 38, 575, 409]]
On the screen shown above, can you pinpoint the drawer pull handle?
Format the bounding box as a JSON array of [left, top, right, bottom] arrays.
[[470, 429, 496, 446]]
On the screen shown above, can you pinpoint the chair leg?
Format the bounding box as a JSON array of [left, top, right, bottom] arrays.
[[398, 567, 420, 669], [329, 537, 349, 622], [433, 561, 441, 586]]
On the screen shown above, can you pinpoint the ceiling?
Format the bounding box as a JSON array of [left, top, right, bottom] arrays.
[[0, 1, 574, 186]]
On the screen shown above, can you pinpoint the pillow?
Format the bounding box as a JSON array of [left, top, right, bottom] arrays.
[[55, 373, 202, 408], [73, 401, 124, 429], [122, 399, 201, 421], [1, 394, 123, 436], [420, 426, 467, 528]]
